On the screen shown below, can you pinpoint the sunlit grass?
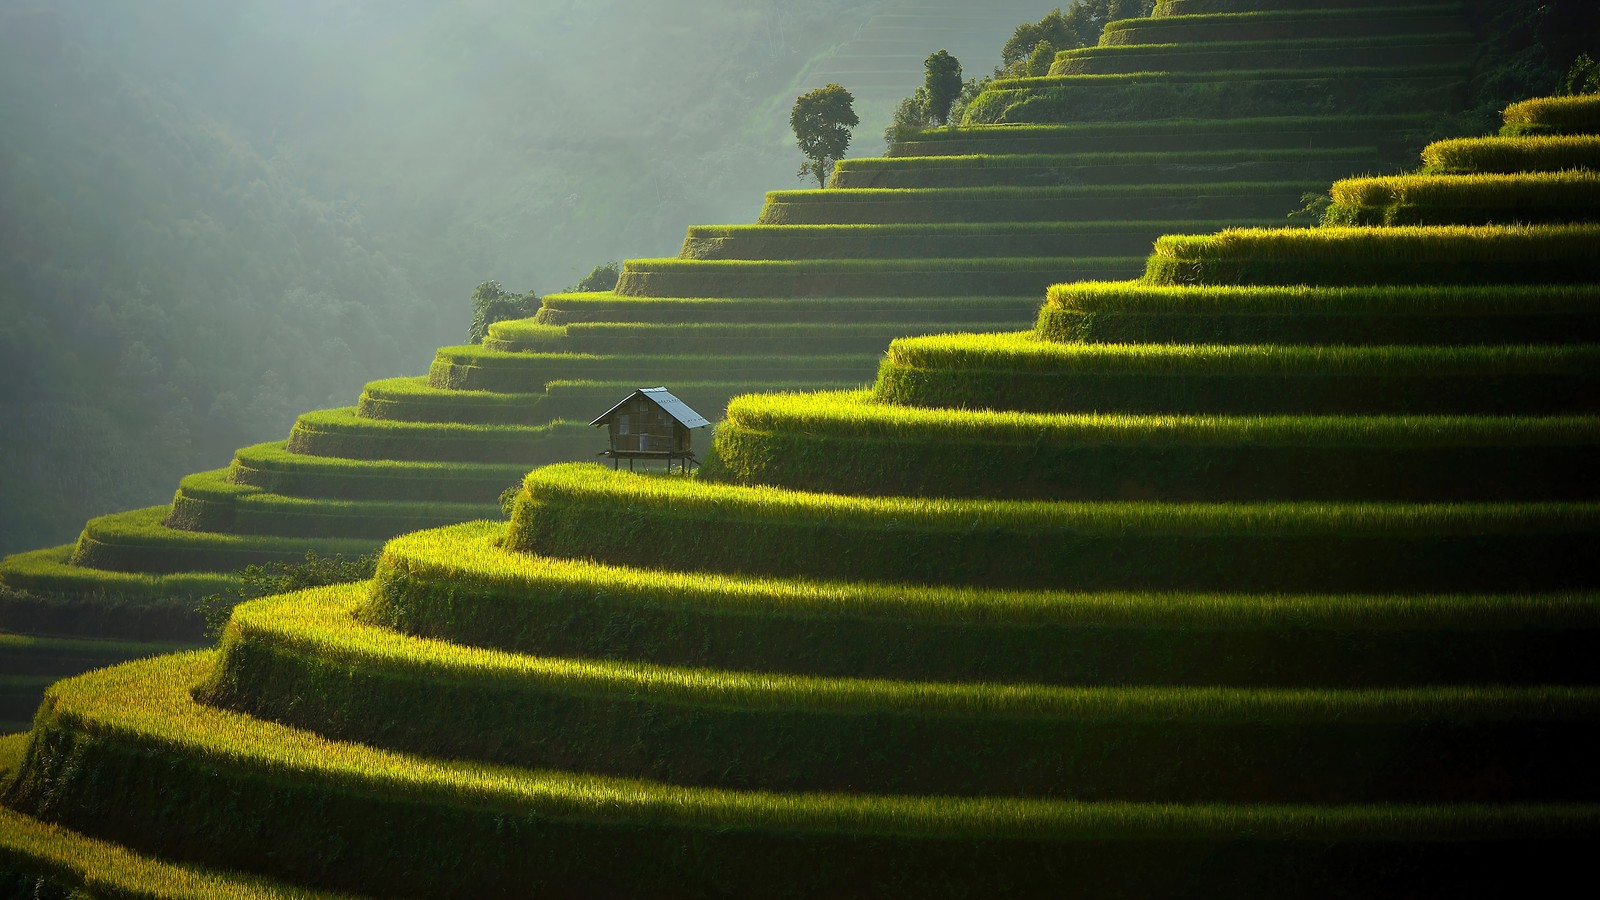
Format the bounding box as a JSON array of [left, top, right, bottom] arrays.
[[71, 506, 378, 573], [1502, 94, 1600, 136], [0, 544, 239, 599], [0, 799, 354, 899], [19, 653, 1600, 843], [837, 148, 1374, 171], [1145, 223, 1600, 285], [1044, 281, 1600, 316], [1420, 136, 1600, 174], [376, 520, 1600, 635], [723, 389, 1598, 448], [1324, 169, 1600, 217], [881, 331, 1600, 376]]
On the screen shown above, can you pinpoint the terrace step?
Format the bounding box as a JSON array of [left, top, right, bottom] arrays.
[[1052, 34, 1478, 75], [756, 183, 1322, 225], [705, 389, 1600, 503], [678, 222, 1285, 261], [0, 545, 225, 640], [163, 469, 499, 540], [0, 792, 354, 900], [874, 332, 1600, 416], [494, 320, 1027, 357], [69, 507, 378, 576], [1154, 0, 1468, 15], [532, 292, 1043, 325], [508, 463, 1600, 594], [1100, 7, 1470, 46], [371, 521, 1600, 688], [1035, 282, 1600, 346], [1327, 171, 1600, 227], [1143, 224, 1600, 286], [966, 67, 1469, 126], [9, 653, 1598, 899], [889, 116, 1436, 157], [613, 256, 1146, 298], [201, 586, 1600, 804], [830, 149, 1384, 190], [425, 349, 876, 395], [286, 407, 593, 464], [360, 377, 854, 431], [228, 441, 529, 502]]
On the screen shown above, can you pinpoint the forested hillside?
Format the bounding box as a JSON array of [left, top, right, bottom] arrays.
[[0, 0, 888, 555]]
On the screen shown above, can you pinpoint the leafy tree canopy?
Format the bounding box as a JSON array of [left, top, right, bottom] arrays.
[[569, 261, 621, 293], [923, 50, 963, 126], [1001, 1, 1153, 66], [467, 280, 540, 345], [791, 82, 859, 187]]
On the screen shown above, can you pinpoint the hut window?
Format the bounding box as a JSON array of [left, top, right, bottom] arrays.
[[618, 415, 630, 435]]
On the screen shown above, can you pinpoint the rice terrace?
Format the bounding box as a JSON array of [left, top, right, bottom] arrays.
[[2, 0, 1599, 896]]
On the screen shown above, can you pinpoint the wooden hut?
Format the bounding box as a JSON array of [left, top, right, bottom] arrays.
[[590, 387, 710, 472]]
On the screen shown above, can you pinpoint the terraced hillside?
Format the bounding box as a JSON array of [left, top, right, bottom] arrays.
[[0, 5, 1485, 721], [796, 0, 1064, 151], [3, 89, 1596, 897]]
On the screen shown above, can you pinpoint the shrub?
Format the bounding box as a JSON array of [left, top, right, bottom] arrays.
[[467, 280, 540, 345], [196, 550, 375, 638]]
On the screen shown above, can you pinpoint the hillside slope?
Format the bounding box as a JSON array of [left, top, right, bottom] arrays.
[[0, 0, 1486, 669], [4, 77, 1598, 895]]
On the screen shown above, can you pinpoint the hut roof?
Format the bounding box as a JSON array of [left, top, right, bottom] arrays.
[[589, 387, 711, 429]]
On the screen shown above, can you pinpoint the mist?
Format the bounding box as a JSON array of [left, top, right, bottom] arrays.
[[0, 0, 911, 554]]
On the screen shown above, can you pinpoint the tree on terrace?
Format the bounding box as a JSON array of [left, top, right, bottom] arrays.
[[923, 50, 963, 126], [791, 82, 859, 188]]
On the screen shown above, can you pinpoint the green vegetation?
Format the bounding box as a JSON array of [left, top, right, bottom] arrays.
[[506, 463, 1599, 594], [466, 281, 540, 346], [614, 256, 1145, 297], [889, 115, 1433, 156], [680, 220, 1279, 261], [758, 182, 1322, 224], [533, 292, 1041, 325], [1420, 135, 1600, 173], [1098, 6, 1469, 47], [196, 552, 375, 638], [704, 390, 1600, 502], [1052, 34, 1476, 76], [1143, 224, 1600, 285], [287, 408, 590, 464], [1502, 94, 1600, 135], [1035, 281, 1600, 344], [368, 521, 1600, 687], [964, 66, 1468, 126], [791, 83, 859, 187], [567, 262, 621, 294], [1325, 171, 1600, 225], [11, 7, 1597, 896], [166, 469, 497, 539], [203, 586, 1600, 802], [923, 50, 963, 126], [873, 332, 1600, 415], [11, 654, 1597, 899], [229, 442, 528, 503], [831, 147, 1376, 189], [68, 507, 377, 576], [356, 378, 551, 425], [0, 791, 357, 900]]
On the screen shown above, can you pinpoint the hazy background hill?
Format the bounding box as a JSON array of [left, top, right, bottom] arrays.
[[0, 0, 910, 554]]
